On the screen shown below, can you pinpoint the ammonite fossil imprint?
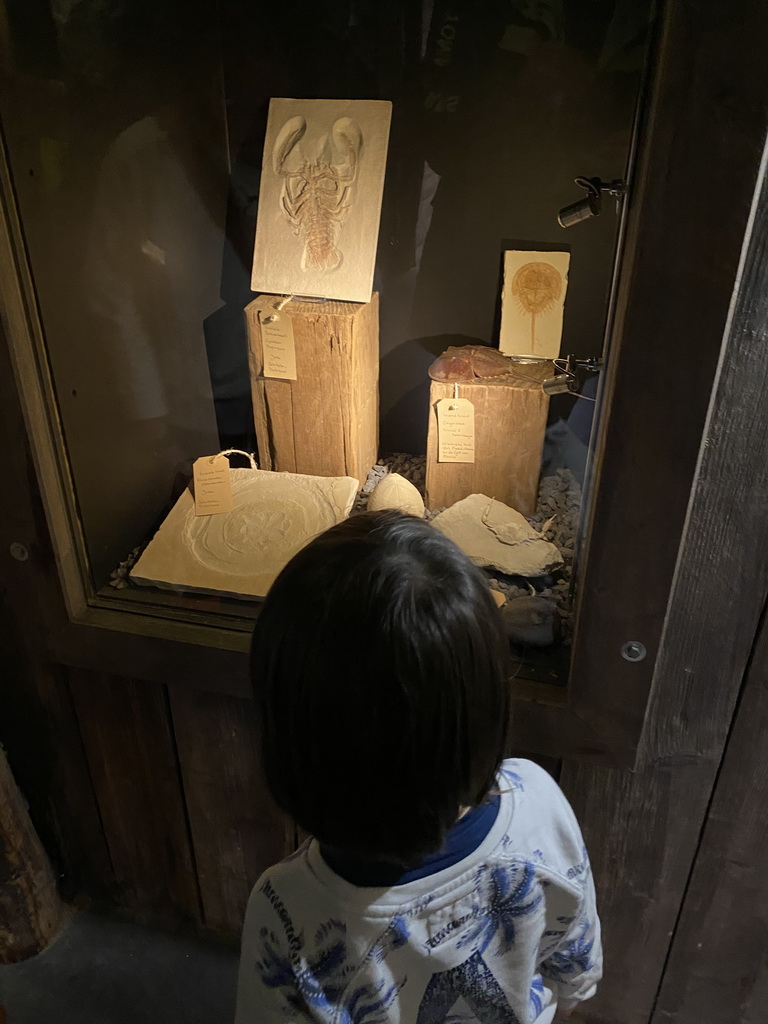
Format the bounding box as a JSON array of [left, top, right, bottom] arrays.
[[273, 115, 363, 272], [511, 261, 563, 351], [183, 471, 354, 581], [130, 469, 358, 600]]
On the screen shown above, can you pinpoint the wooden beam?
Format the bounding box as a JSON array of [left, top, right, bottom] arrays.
[[570, 0, 768, 761], [169, 687, 289, 937], [67, 670, 201, 924], [0, 746, 61, 963], [651, 599, 768, 1023]]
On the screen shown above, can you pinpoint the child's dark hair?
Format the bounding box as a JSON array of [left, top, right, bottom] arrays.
[[250, 510, 511, 867]]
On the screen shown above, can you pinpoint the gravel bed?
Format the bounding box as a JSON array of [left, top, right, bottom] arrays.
[[108, 457, 582, 645]]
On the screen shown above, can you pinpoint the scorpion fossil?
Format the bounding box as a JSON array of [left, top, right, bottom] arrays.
[[272, 115, 362, 273]]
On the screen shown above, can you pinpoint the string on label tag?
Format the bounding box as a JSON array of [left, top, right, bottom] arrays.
[[193, 454, 234, 516], [259, 307, 297, 380], [218, 448, 258, 469], [437, 396, 476, 463]]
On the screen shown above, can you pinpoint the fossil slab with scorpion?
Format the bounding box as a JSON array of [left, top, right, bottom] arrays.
[[273, 114, 362, 273], [251, 98, 392, 303]]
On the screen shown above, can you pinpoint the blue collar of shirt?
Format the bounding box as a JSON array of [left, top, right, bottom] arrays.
[[320, 793, 501, 887]]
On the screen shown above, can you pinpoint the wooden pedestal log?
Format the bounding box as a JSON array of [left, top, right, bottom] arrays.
[[0, 747, 62, 962], [246, 294, 379, 487], [425, 363, 551, 515]]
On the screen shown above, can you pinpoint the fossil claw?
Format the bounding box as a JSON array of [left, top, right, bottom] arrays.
[[331, 117, 362, 180], [273, 115, 307, 175]]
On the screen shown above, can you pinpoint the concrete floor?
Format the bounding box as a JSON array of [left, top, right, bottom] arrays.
[[0, 910, 239, 1024]]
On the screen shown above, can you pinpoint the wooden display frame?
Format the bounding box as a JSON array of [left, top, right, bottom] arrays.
[[2, 0, 767, 771]]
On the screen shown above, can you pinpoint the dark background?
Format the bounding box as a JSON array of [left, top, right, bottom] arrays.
[[0, 0, 650, 583]]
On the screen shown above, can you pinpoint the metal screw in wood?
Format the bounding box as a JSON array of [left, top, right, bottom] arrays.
[[621, 640, 647, 662], [9, 542, 28, 562]]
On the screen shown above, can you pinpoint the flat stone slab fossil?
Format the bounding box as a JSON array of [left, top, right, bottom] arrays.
[[131, 468, 357, 599], [431, 494, 563, 577]]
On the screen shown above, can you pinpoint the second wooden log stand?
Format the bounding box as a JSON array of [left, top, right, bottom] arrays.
[[425, 363, 551, 515]]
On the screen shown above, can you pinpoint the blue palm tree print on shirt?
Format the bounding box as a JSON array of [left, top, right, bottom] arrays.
[[257, 914, 410, 1022], [257, 920, 355, 1011], [413, 862, 543, 1023], [499, 764, 526, 791], [457, 862, 543, 957], [529, 974, 546, 1017], [257, 864, 547, 1024], [544, 921, 595, 978]]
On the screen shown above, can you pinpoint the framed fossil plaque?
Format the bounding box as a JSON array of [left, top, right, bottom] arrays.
[[251, 98, 392, 303], [499, 249, 570, 360]]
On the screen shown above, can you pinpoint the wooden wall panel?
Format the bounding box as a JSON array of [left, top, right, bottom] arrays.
[[0, 606, 113, 901], [0, 294, 114, 903], [169, 687, 289, 937], [562, 98, 768, 1024], [25, 667, 115, 902], [67, 670, 201, 923], [651, 606, 768, 1024], [561, 760, 716, 1024], [570, 0, 768, 761]]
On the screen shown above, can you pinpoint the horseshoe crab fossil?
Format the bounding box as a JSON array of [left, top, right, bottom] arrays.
[[272, 115, 363, 273], [511, 261, 563, 351], [428, 345, 512, 382]]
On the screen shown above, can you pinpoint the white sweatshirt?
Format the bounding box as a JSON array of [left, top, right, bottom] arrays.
[[236, 759, 602, 1024]]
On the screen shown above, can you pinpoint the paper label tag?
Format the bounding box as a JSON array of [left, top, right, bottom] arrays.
[[437, 398, 475, 463], [259, 310, 297, 380], [193, 455, 233, 516]]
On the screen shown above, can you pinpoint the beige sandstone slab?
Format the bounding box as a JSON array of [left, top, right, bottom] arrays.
[[499, 249, 570, 360], [431, 494, 563, 577], [131, 468, 357, 599], [251, 98, 392, 303]]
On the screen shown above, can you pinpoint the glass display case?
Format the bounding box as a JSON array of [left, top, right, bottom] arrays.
[[3, 0, 719, 766]]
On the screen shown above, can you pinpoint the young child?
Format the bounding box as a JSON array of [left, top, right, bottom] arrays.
[[237, 510, 602, 1024]]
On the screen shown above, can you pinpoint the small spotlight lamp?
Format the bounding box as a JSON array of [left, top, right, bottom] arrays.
[[542, 355, 603, 397], [558, 177, 626, 228]]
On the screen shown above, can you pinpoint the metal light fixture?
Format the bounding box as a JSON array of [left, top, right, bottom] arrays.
[[542, 355, 602, 396], [558, 176, 626, 228]]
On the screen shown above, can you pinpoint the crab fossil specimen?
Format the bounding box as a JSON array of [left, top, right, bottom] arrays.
[[272, 115, 362, 273], [511, 261, 563, 351]]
